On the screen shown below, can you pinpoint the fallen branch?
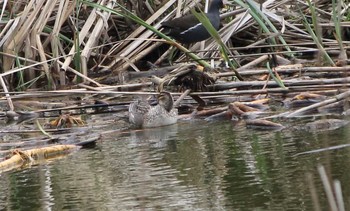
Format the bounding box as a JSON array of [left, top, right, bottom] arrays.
[[283, 89, 350, 118], [0, 145, 78, 173]]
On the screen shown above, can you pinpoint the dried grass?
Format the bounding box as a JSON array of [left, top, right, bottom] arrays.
[[0, 0, 349, 111]]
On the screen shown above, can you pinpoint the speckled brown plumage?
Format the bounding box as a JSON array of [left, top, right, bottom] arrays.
[[129, 92, 178, 128]]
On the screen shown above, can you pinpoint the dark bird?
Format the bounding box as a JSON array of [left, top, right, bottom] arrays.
[[161, 0, 225, 44]]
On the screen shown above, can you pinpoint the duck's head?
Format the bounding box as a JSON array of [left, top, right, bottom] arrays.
[[158, 91, 174, 112]]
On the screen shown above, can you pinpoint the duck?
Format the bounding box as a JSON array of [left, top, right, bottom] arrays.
[[129, 91, 178, 128], [161, 0, 225, 44]]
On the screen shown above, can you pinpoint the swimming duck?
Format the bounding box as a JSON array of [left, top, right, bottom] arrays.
[[129, 92, 178, 128]]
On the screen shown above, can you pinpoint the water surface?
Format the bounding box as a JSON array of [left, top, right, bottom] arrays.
[[1, 118, 350, 210]]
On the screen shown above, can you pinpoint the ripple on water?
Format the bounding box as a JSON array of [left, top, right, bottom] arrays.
[[2, 121, 350, 210]]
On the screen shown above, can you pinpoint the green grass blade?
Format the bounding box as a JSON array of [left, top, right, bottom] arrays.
[[300, 2, 335, 66], [191, 9, 244, 80], [266, 61, 286, 89], [331, 0, 346, 60], [234, 0, 294, 57]]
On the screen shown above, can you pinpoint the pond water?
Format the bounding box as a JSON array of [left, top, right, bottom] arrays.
[[1, 116, 350, 210]]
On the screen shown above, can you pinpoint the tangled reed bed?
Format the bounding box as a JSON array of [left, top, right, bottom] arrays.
[[0, 1, 350, 171]]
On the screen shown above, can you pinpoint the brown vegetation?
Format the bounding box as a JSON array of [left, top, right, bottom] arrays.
[[0, 0, 350, 171]]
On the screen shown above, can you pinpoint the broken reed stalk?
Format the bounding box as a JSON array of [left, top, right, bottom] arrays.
[[104, 0, 180, 68], [334, 180, 345, 211], [232, 66, 350, 77], [317, 165, 338, 211], [0, 76, 14, 111], [0, 145, 79, 173], [283, 89, 350, 118], [173, 89, 191, 108], [212, 77, 350, 91], [306, 172, 322, 211], [80, 0, 117, 82], [60, 0, 99, 85], [1, 76, 349, 102]]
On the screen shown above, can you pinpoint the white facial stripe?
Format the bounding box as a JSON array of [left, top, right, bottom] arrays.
[[180, 23, 202, 35]]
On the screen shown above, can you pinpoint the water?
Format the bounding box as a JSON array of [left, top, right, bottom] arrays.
[[1, 118, 350, 210]]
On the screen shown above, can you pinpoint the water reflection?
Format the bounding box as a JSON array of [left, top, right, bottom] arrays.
[[1, 120, 350, 210]]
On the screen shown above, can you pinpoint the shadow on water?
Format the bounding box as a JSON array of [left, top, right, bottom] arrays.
[[1, 119, 350, 210]]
